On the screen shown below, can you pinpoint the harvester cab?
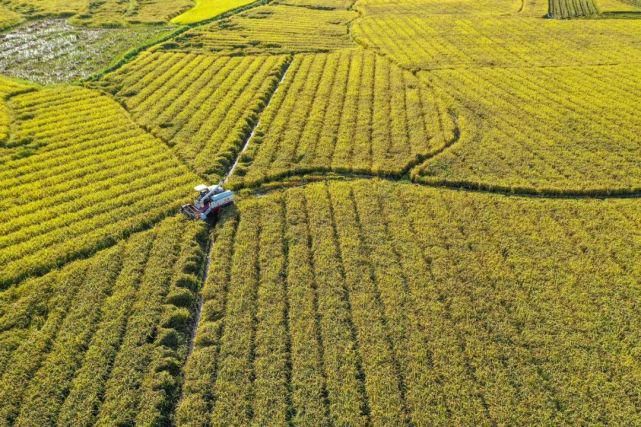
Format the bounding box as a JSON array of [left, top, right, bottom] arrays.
[[181, 184, 234, 221]]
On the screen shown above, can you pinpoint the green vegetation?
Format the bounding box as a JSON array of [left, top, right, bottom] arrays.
[[0, 19, 172, 84], [0, 4, 21, 29], [0, 216, 207, 425], [171, 0, 258, 24], [179, 180, 641, 425], [161, 4, 357, 55]]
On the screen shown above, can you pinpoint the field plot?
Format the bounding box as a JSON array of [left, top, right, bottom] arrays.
[[274, 0, 354, 9], [0, 84, 197, 287], [0, 0, 192, 25], [352, 14, 641, 70], [228, 50, 457, 187], [411, 64, 641, 194], [356, 0, 523, 15], [98, 51, 290, 180], [0, 19, 170, 84], [179, 179, 641, 425], [0, 216, 207, 426], [171, 0, 257, 24], [161, 4, 357, 55]]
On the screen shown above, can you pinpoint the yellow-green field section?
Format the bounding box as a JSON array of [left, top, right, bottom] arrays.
[[179, 180, 641, 425], [97, 51, 290, 180], [0, 217, 207, 426], [163, 4, 358, 55], [171, 0, 257, 24], [227, 50, 458, 187], [0, 0, 193, 25], [0, 78, 198, 287]]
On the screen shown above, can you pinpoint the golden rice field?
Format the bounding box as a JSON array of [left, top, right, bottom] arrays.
[[228, 49, 457, 187], [180, 180, 641, 425], [2, 0, 641, 423], [0, 80, 197, 288], [160, 4, 358, 55], [97, 51, 290, 180]]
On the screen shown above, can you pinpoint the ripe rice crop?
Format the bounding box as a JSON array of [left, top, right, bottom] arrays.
[[161, 4, 358, 55], [178, 179, 641, 425], [0, 5, 21, 29], [352, 13, 641, 70], [1, 0, 192, 25], [171, 0, 258, 24], [98, 51, 290, 180], [0, 216, 207, 426], [412, 64, 641, 194], [228, 50, 457, 187], [0, 84, 197, 288]]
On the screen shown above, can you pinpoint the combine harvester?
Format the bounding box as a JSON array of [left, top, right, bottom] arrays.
[[181, 184, 234, 221]]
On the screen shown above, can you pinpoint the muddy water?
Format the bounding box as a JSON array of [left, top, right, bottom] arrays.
[[0, 19, 167, 84]]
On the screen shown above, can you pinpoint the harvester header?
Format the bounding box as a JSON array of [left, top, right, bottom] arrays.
[[181, 184, 234, 221]]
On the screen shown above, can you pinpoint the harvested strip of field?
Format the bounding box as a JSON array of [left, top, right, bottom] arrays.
[[412, 64, 641, 194], [274, 0, 354, 9], [0, 216, 207, 426], [547, 0, 599, 17], [179, 179, 641, 425], [0, 84, 198, 288], [228, 50, 457, 187], [171, 0, 257, 24], [0, 19, 171, 84], [160, 4, 357, 55], [352, 14, 641, 70], [98, 51, 290, 180]]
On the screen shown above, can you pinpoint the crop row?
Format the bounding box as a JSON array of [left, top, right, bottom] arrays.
[[412, 63, 641, 194], [177, 179, 641, 425], [0, 216, 208, 425], [275, 0, 354, 10], [159, 4, 358, 55], [352, 12, 641, 70], [547, 0, 599, 18], [228, 49, 457, 188], [99, 51, 290, 180], [0, 84, 198, 288]]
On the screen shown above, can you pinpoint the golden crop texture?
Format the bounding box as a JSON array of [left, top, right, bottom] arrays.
[[412, 64, 641, 194], [0, 216, 207, 425], [98, 51, 290, 180], [179, 180, 641, 425], [159, 4, 358, 55], [0, 83, 197, 287], [229, 50, 458, 187], [0, 0, 192, 25]]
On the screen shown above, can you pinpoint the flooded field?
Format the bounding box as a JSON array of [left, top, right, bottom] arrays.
[[0, 19, 170, 84]]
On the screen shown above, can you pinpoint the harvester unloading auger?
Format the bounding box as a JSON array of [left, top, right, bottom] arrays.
[[181, 184, 234, 221]]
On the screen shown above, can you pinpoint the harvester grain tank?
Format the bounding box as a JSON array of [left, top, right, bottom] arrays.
[[181, 184, 234, 221]]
